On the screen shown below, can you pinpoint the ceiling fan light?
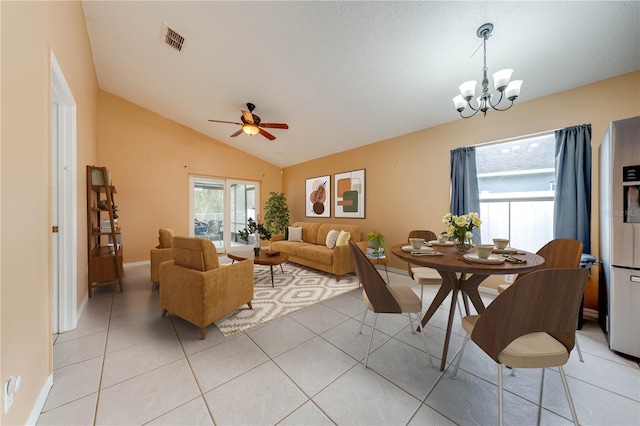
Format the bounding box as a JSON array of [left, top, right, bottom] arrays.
[[242, 124, 259, 136]]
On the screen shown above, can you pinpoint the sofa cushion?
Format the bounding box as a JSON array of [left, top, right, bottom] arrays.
[[173, 236, 219, 271], [296, 245, 334, 266], [288, 226, 303, 242], [325, 229, 340, 249], [292, 222, 322, 244], [336, 230, 351, 246], [270, 240, 311, 256], [317, 224, 362, 245]]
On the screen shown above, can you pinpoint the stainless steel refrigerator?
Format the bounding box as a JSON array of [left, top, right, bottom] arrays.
[[600, 115, 640, 359]]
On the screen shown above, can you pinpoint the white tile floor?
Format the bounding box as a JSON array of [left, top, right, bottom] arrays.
[[39, 262, 640, 425]]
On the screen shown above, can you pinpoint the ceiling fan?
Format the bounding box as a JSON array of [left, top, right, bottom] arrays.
[[208, 103, 289, 141]]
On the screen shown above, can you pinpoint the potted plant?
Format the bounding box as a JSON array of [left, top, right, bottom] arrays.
[[263, 192, 290, 235], [239, 218, 272, 255], [365, 230, 389, 259]]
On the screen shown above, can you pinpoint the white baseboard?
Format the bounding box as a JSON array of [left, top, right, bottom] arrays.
[[124, 260, 150, 268], [27, 374, 52, 426]]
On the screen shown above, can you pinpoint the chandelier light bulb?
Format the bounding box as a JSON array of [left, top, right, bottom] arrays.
[[505, 80, 523, 100], [492, 69, 513, 92], [458, 80, 477, 101], [453, 95, 467, 112]]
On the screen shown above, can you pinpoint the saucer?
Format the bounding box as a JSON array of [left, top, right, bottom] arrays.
[[463, 254, 505, 264], [492, 247, 518, 254], [402, 245, 430, 252], [428, 240, 454, 246]]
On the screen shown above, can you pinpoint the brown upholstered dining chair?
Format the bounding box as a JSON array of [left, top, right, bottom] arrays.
[[497, 238, 585, 363], [349, 240, 433, 368], [451, 268, 588, 426]]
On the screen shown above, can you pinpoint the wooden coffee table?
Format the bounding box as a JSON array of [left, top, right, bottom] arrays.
[[227, 250, 289, 287]]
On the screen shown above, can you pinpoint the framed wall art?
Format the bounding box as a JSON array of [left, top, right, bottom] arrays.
[[334, 169, 365, 218], [305, 175, 330, 217]]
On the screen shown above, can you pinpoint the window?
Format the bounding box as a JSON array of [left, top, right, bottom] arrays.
[[476, 133, 555, 252], [189, 176, 259, 252]]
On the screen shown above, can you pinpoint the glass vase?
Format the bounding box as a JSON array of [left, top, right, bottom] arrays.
[[454, 238, 472, 253]]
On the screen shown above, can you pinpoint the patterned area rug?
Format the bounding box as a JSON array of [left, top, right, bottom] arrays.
[[215, 262, 359, 337]]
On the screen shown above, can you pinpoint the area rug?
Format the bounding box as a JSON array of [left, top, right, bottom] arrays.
[[214, 262, 359, 337]]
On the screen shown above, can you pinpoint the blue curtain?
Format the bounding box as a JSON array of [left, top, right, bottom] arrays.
[[450, 146, 480, 242], [554, 124, 592, 253]]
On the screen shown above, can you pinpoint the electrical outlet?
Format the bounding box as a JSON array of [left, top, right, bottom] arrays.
[[504, 274, 515, 284]]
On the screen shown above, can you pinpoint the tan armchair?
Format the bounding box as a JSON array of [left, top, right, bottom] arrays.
[[159, 236, 254, 339], [150, 228, 175, 288]]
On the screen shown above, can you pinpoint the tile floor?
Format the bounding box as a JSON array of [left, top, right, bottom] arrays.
[[39, 262, 640, 425]]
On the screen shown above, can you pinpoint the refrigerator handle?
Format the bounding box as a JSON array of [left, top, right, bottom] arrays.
[[631, 275, 640, 283]]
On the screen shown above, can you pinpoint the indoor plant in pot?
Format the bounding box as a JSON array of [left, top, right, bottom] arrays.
[[365, 230, 389, 259], [262, 191, 290, 235], [239, 218, 272, 255]]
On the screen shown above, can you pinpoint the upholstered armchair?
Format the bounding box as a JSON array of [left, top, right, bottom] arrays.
[[159, 236, 254, 339], [150, 228, 175, 288]]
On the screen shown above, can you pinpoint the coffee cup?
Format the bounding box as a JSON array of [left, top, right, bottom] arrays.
[[409, 238, 425, 249], [437, 234, 449, 243], [493, 238, 509, 250], [474, 244, 494, 259]]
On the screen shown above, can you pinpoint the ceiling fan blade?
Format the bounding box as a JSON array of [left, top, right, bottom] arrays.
[[258, 128, 276, 141], [208, 119, 243, 125], [259, 123, 289, 129], [230, 129, 243, 137], [242, 110, 254, 124]]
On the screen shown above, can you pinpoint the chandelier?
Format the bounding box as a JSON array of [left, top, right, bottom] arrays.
[[453, 23, 522, 118]]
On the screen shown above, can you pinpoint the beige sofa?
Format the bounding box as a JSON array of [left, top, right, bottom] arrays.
[[270, 222, 366, 281]]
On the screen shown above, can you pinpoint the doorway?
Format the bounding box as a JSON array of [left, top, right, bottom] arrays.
[[189, 176, 260, 253], [51, 51, 78, 334]]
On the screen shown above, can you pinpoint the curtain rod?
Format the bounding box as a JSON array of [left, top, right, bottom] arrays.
[[473, 128, 559, 148]]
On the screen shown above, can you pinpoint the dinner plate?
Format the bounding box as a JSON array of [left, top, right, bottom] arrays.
[[402, 245, 430, 252], [463, 254, 506, 264], [492, 247, 518, 254], [428, 240, 454, 246]]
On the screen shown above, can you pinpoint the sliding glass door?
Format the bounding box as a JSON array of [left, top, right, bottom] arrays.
[[189, 176, 259, 253]]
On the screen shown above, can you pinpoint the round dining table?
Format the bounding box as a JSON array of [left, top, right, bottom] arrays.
[[391, 243, 545, 371]]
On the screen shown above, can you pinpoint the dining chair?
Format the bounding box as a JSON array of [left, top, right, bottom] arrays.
[[349, 240, 434, 368], [451, 268, 588, 426], [407, 230, 464, 318], [497, 238, 585, 363]]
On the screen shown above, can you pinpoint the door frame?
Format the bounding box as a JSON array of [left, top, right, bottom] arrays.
[[51, 51, 78, 333], [189, 175, 260, 253]]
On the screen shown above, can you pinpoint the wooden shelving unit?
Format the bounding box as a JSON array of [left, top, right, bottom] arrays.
[[86, 165, 123, 297]]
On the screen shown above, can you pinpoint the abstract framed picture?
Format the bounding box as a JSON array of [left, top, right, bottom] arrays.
[[305, 175, 330, 218], [334, 169, 365, 218]]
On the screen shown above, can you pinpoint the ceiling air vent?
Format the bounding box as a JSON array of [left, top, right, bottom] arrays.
[[161, 23, 185, 52]]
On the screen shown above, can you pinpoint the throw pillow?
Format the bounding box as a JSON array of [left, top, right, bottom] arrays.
[[288, 226, 303, 242], [335, 230, 351, 246], [325, 229, 340, 249]]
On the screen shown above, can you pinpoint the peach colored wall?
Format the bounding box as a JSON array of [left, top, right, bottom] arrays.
[[1, 1, 98, 424], [97, 91, 283, 263], [282, 71, 640, 289]]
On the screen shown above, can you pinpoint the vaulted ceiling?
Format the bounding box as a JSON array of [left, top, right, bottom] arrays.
[[82, 1, 640, 167]]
